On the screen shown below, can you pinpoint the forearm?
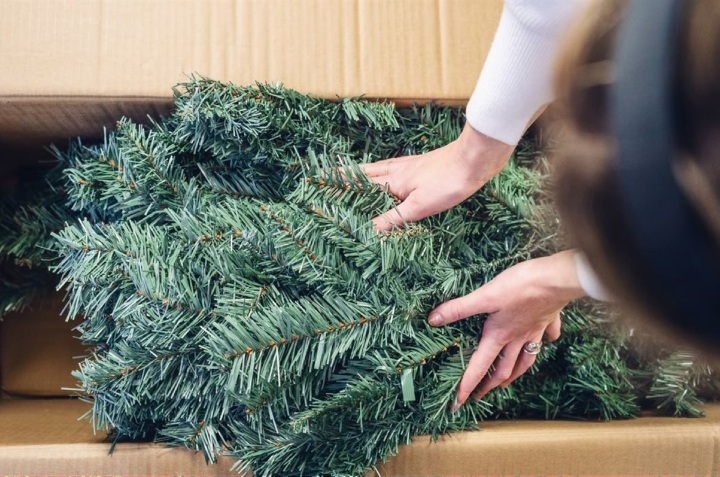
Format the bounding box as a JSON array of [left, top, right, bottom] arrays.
[[466, 0, 589, 145], [537, 250, 587, 303]]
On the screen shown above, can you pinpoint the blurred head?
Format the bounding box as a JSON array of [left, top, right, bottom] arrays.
[[552, 0, 720, 349]]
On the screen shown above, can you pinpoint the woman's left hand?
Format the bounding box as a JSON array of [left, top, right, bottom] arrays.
[[428, 250, 586, 408]]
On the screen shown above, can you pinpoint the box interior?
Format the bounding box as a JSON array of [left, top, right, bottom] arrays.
[[3, 1, 720, 474]]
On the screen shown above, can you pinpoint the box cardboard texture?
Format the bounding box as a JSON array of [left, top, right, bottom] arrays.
[[0, 0, 500, 155], [1, 1, 720, 475], [0, 292, 85, 397]]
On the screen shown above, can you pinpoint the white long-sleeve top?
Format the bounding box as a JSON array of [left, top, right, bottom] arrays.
[[467, 0, 586, 145], [466, 0, 610, 300]]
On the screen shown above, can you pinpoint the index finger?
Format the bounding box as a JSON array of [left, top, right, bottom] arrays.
[[456, 336, 505, 407]]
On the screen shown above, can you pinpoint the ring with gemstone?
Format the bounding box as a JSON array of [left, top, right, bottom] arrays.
[[522, 341, 542, 355]]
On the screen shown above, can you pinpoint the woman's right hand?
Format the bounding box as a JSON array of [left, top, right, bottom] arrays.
[[359, 124, 515, 231]]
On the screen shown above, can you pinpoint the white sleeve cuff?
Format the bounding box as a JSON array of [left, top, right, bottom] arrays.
[[466, 0, 587, 145], [575, 252, 613, 302]]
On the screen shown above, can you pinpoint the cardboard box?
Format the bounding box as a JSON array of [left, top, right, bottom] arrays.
[[0, 0, 501, 155], [2, 1, 720, 475]]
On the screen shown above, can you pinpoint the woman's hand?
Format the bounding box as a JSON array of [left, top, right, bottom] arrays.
[[428, 250, 587, 408], [359, 124, 514, 231]]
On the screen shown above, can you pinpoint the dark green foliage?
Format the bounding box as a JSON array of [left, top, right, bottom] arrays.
[[0, 78, 717, 476], [0, 169, 67, 315]]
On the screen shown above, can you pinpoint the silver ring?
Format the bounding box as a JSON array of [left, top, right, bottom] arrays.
[[522, 341, 542, 355]]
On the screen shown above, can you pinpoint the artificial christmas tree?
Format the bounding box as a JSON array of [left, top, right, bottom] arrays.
[[0, 78, 717, 476]]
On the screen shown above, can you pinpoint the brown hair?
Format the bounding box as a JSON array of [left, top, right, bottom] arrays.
[[551, 0, 720, 347]]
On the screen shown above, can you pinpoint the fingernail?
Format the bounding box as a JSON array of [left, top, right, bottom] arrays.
[[429, 312, 445, 326]]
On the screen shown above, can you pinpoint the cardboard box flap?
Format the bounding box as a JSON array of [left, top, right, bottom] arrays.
[[0, 0, 502, 149], [0, 399, 238, 474], [375, 406, 720, 475], [0, 0, 501, 100]]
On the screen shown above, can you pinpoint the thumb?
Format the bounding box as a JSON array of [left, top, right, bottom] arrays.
[[544, 314, 562, 342], [428, 285, 496, 327], [371, 194, 426, 232]]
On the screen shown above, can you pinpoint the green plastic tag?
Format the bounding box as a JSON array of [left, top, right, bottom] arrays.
[[401, 368, 416, 402]]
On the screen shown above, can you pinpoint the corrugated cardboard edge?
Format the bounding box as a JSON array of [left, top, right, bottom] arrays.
[[0, 96, 174, 148], [0, 96, 174, 176], [0, 443, 240, 475], [0, 94, 464, 147], [0, 399, 240, 474]]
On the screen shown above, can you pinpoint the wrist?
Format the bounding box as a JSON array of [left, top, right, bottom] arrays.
[[538, 250, 587, 302], [455, 123, 514, 179]]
